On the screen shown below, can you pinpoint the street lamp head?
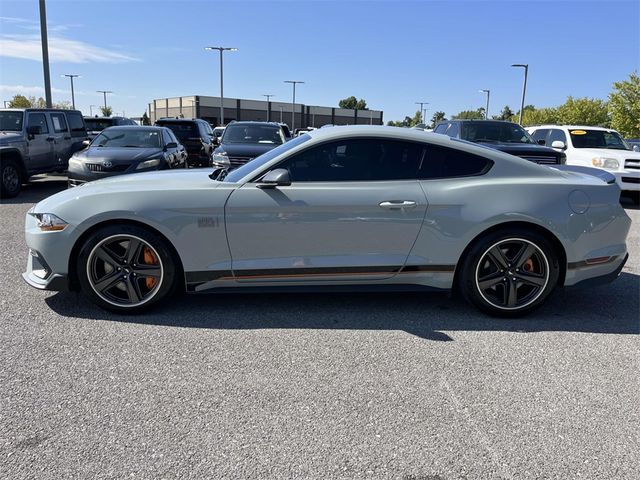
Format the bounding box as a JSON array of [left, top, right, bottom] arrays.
[[205, 46, 238, 52], [61, 74, 81, 78], [511, 64, 528, 68], [479, 89, 490, 93], [284, 80, 305, 84]]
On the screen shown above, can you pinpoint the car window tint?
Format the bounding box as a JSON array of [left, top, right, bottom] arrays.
[[50, 113, 68, 133], [530, 129, 549, 144], [278, 139, 424, 182], [65, 111, 85, 132], [162, 129, 173, 145], [433, 123, 448, 134], [548, 129, 567, 145], [445, 122, 459, 137], [27, 113, 49, 134], [418, 144, 492, 179]]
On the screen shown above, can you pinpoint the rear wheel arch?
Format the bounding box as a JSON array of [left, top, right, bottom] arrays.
[[68, 219, 185, 292], [453, 221, 567, 293]]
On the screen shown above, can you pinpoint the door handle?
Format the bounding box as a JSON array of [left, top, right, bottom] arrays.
[[379, 200, 417, 209]]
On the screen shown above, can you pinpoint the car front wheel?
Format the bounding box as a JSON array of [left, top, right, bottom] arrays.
[[77, 224, 179, 313], [0, 158, 22, 198], [459, 229, 560, 317]]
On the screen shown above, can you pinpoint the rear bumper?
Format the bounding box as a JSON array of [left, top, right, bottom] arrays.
[[565, 253, 628, 289]]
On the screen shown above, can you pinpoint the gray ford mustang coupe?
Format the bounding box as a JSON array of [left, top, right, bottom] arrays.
[[23, 126, 631, 317]]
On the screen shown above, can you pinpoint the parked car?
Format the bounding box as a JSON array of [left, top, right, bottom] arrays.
[[84, 116, 137, 141], [154, 118, 215, 168], [212, 121, 289, 169], [434, 120, 565, 165], [624, 138, 640, 152], [212, 126, 225, 142], [527, 125, 640, 201], [24, 126, 630, 317], [67, 126, 187, 187], [0, 108, 88, 198]]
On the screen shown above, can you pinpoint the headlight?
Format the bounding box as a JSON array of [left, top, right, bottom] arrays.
[[68, 157, 83, 169], [212, 152, 230, 166], [28, 213, 68, 231], [136, 158, 161, 170], [592, 157, 620, 169]]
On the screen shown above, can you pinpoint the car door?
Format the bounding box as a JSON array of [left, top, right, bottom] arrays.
[[224, 138, 428, 282], [25, 112, 54, 172], [49, 112, 72, 166]]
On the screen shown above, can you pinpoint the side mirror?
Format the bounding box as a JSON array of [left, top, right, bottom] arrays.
[[164, 142, 178, 150], [633, 145, 640, 152], [551, 140, 566, 149], [257, 168, 291, 189], [27, 125, 42, 136], [537, 139, 546, 145], [82, 139, 91, 148]]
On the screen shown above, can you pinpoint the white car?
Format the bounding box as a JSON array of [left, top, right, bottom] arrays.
[[527, 125, 640, 200]]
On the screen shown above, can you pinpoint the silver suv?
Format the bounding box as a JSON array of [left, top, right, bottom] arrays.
[[0, 108, 88, 198]]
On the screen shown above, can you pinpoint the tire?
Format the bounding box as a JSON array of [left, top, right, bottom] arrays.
[[76, 224, 179, 313], [459, 228, 560, 317], [0, 158, 22, 198]]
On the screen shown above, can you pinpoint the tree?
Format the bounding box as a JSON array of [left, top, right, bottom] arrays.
[[452, 108, 484, 120], [493, 105, 514, 121], [7, 95, 31, 108], [430, 111, 446, 128], [387, 110, 422, 128], [609, 71, 640, 138], [556, 96, 609, 126], [338, 96, 367, 110], [141, 112, 151, 125], [101, 106, 113, 117], [522, 107, 560, 126]]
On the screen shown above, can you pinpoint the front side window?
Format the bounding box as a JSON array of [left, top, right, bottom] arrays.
[[276, 139, 424, 182], [27, 113, 49, 134], [66, 111, 86, 132], [0, 111, 24, 131], [162, 129, 173, 145], [548, 129, 567, 145], [93, 128, 161, 148], [461, 122, 535, 144], [569, 129, 629, 150], [51, 113, 68, 133], [433, 123, 449, 134], [157, 121, 198, 141], [530, 129, 549, 144], [446, 123, 460, 137]]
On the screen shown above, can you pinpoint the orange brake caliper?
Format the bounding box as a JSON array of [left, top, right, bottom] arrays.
[[143, 246, 158, 289]]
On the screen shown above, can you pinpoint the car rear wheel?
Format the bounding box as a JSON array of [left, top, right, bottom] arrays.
[[77, 225, 178, 313], [0, 158, 22, 198], [459, 229, 560, 317]]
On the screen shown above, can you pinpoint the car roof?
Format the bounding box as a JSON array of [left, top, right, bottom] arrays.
[[102, 125, 165, 130], [84, 116, 127, 120], [528, 125, 618, 132], [227, 121, 283, 127], [156, 118, 204, 123], [1, 108, 82, 113]]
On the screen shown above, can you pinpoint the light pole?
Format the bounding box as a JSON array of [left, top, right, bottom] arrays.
[[263, 94, 274, 121], [284, 80, 304, 131], [205, 46, 238, 126], [479, 89, 490, 119], [511, 64, 528, 125], [39, 0, 52, 107], [415, 101, 429, 125], [61, 74, 80, 109], [89, 104, 99, 116], [96, 90, 112, 110], [279, 106, 283, 123]]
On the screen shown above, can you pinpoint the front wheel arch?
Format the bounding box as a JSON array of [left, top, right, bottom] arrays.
[[68, 219, 185, 293], [452, 221, 567, 296]]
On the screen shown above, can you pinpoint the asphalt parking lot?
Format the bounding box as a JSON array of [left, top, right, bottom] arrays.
[[1, 175, 638, 480]]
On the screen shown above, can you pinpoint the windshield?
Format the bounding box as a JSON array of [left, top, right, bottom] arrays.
[[224, 134, 311, 182], [569, 129, 630, 150], [93, 128, 161, 148], [0, 111, 24, 132], [222, 124, 284, 145], [84, 118, 115, 131], [462, 122, 535, 144], [157, 122, 198, 141]]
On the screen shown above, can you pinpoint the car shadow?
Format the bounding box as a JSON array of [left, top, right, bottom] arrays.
[[2, 175, 68, 205], [620, 195, 639, 210], [44, 272, 639, 341]]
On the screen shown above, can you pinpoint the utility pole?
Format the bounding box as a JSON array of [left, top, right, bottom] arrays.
[[284, 80, 304, 131], [263, 94, 274, 121], [62, 74, 80, 109], [96, 90, 112, 109], [511, 64, 529, 124], [415, 101, 429, 125], [479, 89, 490, 119], [39, 0, 52, 107], [205, 46, 238, 126]]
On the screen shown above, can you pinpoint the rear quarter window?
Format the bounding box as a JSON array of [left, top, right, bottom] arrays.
[[418, 144, 493, 179], [66, 111, 86, 136]]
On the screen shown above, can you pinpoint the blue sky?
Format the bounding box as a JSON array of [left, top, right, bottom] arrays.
[[0, 0, 638, 122]]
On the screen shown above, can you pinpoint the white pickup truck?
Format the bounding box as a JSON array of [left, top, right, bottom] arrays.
[[527, 125, 639, 203]]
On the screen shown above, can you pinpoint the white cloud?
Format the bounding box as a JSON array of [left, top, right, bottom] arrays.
[[0, 34, 137, 63], [0, 84, 69, 96]]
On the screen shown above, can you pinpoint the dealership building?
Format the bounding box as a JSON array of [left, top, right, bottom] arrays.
[[149, 95, 384, 128]]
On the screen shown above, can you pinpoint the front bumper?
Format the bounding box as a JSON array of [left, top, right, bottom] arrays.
[[22, 248, 69, 291], [613, 170, 640, 192]]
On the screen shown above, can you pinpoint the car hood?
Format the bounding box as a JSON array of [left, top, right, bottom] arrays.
[[75, 146, 163, 163], [216, 142, 279, 157], [0, 132, 24, 144], [571, 148, 640, 159], [34, 170, 222, 214], [480, 143, 559, 155]]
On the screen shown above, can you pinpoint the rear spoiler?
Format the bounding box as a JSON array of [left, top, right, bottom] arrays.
[[550, 165, 616, 184]]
